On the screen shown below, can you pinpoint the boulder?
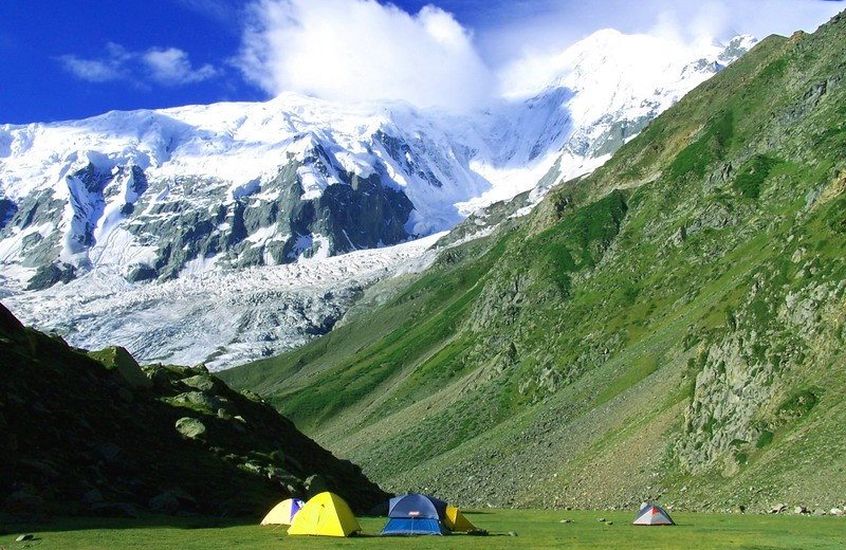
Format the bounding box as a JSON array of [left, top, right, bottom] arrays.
[[88, 347, 153, 389], [175, 417, 206, 439], [830, 507, 844, 516], [240, 390, 264, 403], [769, 504, 787, 514], [181, 374, 219, 393], [167, 391, 228, 413], [145, 364, 200, 387], [794, 505, 808, 515]]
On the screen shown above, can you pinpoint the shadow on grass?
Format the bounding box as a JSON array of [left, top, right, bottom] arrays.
[[2, 510, 518, 539], [1, 515, 260, 535]]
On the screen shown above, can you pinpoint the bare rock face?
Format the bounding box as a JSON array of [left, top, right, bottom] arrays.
[[679, 334, 776, 474], [175, 417, 207, 439], [678, 259, 842, 476]]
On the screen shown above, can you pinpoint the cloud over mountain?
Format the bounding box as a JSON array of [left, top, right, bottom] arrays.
[[236, 0, 494, 110]]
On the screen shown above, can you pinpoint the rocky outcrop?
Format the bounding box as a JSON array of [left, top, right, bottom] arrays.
[[679, 334, 777, 474], [25, 262, 76, 291], [0, 302, 387, 518], [678, 257, 844, 476], [0, 198, 17, 229], [5, 151, 416, 289]]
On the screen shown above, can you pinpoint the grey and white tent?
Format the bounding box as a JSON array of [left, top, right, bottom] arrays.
[[632, 502, 675, 526]]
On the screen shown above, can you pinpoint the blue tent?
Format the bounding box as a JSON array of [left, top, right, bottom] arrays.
[[381, 494, 449, 536], [388, 493, 447, 518]]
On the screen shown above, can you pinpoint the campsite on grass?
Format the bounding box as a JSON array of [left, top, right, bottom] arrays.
[[269, 491, 676, 538], [259, 492, 480, 537], [3, 508, 844, 549]]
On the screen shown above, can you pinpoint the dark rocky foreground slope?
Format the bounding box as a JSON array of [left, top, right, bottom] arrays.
[[0, 303, 386, 520]]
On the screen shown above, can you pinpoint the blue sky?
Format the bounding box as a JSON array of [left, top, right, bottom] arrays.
[[1, 0, 843, 123], [0, 1, 259, 123]]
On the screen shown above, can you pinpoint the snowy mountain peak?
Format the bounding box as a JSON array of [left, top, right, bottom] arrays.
[[0, 30, 759, 285], [548, 31, 756, 121], [1, 28, 758, 368]]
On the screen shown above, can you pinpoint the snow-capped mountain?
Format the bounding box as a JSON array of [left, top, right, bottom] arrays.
[[0, 95, 490, 287], [0, 30, 756, 369], [462, 32, 759, 211]]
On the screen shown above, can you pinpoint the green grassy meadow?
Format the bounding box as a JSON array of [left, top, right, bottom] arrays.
[[2, 510, 843, 549]]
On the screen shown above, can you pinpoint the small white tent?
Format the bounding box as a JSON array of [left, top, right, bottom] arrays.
[[261, 498, 304, 526], [632, 502, 675, 526]]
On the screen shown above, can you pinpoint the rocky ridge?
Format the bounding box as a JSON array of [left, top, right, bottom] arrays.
[[0, 302, 386, 519]]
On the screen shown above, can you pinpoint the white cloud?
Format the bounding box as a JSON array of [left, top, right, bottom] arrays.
[[59, 57, 122, 83], [143, 48, 218, 85], [58, 0, 844, 110], [474, 0, 844, 68], [59, 43, 132, 83], [480, 0, 844, 99], [237, 0, 495, 111], [59, 43, 218, 87]]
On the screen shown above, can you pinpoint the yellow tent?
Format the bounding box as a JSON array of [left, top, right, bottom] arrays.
[[287, 492, 361, 537], [444, 504, 476, 532], [261, 498, 304, 526]]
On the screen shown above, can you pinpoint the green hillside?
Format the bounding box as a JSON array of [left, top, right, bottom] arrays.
[[222, 13, 846, 513], [0, 303, 385, 520]]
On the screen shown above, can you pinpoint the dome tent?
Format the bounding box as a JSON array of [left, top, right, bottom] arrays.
[[632, 502, 675, 526], [261, 498, 304, 526], [287, 492, 361, 537], [382, 493, 449, 536]]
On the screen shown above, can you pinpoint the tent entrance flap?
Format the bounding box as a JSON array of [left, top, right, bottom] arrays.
[[381, 518, 446, 536]]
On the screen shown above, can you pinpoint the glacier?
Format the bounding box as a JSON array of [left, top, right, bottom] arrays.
[[0, 30, 756, 369]]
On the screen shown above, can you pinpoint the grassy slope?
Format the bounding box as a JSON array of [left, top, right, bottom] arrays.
[[2, 511, 844, 549], [222, 15, 846, 512]]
